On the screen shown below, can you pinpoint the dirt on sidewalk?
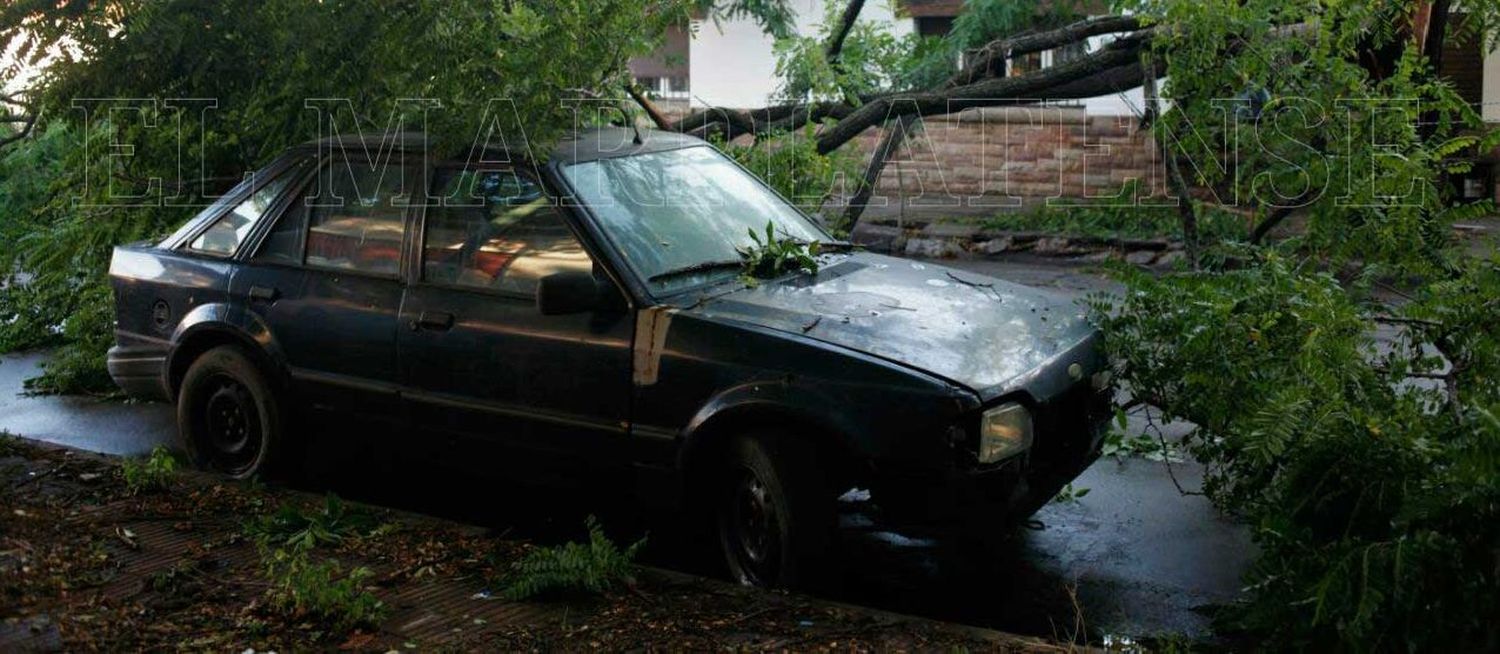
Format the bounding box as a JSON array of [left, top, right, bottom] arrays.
[[0, 435, 1062, 652]]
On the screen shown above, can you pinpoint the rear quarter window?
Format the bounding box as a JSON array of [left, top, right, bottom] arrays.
[[186, 164, 304, 256]]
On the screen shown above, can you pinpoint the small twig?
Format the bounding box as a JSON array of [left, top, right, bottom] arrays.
[[1143, 409, 1203, 496], [802, 315, 823, 333], [945, 271, 993, 288]]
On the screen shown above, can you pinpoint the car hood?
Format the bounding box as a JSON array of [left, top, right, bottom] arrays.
[[680, 252, 1097, 400]]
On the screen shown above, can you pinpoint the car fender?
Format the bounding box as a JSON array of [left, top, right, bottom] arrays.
[[677, 378, 863, 470], [165, 302, 289, 392]]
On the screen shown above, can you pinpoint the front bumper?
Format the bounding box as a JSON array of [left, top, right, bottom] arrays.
[[871, 380, 1111, 526], [106, 345, 169, 401]]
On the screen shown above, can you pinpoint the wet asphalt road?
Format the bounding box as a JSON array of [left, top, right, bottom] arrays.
[[0, 256, 1252, 643]]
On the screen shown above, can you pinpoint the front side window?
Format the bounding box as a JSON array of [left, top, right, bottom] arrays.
[[560, 146, 826, 293], [304, 160, 417, 276], [423, 169, 591, 296], [188, 164, 302, 255]]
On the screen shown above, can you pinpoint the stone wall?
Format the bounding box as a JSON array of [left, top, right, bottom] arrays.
[[848, 107, 1165, 209]]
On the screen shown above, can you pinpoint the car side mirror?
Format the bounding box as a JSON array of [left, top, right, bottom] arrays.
[[536, 270, 601, 315]]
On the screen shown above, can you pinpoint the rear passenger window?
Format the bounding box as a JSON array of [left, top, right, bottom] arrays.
[[188, 164, 301, 256], [423, 170, 591, 296], [305, 161, 417, 276]]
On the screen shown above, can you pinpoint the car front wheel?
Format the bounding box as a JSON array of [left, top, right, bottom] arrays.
[[716, 431, 834, 588], [177, 345, 283, 479]]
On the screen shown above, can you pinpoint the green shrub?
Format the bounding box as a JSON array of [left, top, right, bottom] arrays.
[[501, 516, 645, 601], [1090, 254, 1500, 649], [262, 546, 384, 632], [246, 495, 379, 551], [121, 445, 179, 494]]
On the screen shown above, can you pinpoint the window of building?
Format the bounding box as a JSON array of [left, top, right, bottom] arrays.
[[423, 169, 591, 297], [635, 76, 662, 95]]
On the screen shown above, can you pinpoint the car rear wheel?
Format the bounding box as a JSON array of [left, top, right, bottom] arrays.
[[177, 345, 283, 479], [715, 431, 834, 588]]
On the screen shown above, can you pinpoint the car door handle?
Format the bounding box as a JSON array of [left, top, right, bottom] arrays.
[[411, 311, 455, 332], [248, 286, 279, 302]]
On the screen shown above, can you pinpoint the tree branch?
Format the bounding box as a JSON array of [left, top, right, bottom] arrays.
[[825, 0, 867, 64], [1142, 55, 1199, 268], [841, 112, 918, 233], [949, 15, 1145, 87], [627, 84, 673, 131], [813, 38, 1146, 154]]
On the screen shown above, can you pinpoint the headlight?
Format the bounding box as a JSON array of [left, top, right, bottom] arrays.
[[979, 402, 1033, 463]]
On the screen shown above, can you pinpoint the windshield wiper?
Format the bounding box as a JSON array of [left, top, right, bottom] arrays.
[[648, 259, 744, 282]]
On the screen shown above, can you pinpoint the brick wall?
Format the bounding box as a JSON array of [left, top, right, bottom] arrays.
[[849, 107, 1164, 207]]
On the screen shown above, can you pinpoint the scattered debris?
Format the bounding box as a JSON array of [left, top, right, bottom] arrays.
[[0, 437, 1053, 652]]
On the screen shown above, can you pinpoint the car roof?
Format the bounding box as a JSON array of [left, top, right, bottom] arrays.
[[296, 126, 706, 165]]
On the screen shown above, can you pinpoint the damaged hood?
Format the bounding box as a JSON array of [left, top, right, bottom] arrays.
[[681, 252, 1096, 400]]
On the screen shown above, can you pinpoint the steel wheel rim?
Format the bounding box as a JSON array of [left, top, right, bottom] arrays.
[[725, 466, 782, 585], [199, 373, 261, 475]]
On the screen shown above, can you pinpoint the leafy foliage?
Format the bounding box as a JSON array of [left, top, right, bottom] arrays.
[[501, 516, 645, 601], [246, 495, 380, 552], [262, 546, 385, 632], [0, 0, 688, 394], [716, 126, 861, 221], [738, 220, 822, 280], [121, 445, 179, 495], [1090, 252, 1500, 649], [771, 0, 916, 102]]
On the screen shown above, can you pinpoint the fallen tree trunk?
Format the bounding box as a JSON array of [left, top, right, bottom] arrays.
[[841, 112, 918, 232]]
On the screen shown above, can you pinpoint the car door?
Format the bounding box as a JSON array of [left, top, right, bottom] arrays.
[[232, 154, 420, 419], [399, 166, 633, 472]]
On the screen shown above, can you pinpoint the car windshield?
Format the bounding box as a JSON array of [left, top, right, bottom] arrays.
[[561, 146, 828, 293]]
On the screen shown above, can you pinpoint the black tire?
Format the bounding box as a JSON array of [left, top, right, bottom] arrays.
[[715, 431, 835, 588], [176, 345, 283, 479]]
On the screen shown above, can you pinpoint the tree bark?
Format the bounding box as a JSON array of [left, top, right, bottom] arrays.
[[667, 13, 1155, 143], [825, 0, 867, 64], [1142, 57, 1199, 268], [841, 112, 918, 233], [949, 15, 1143, 87], [627, 84, 674, 131], [814, 38, 1145, 154]]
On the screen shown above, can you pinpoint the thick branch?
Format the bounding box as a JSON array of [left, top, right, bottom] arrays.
[[950, 15, 1145, 87], [627, 84, 673, 131], [841, 113, 918, 232], [814, 39, 1146, 154], [825, 0, 867, 63]]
